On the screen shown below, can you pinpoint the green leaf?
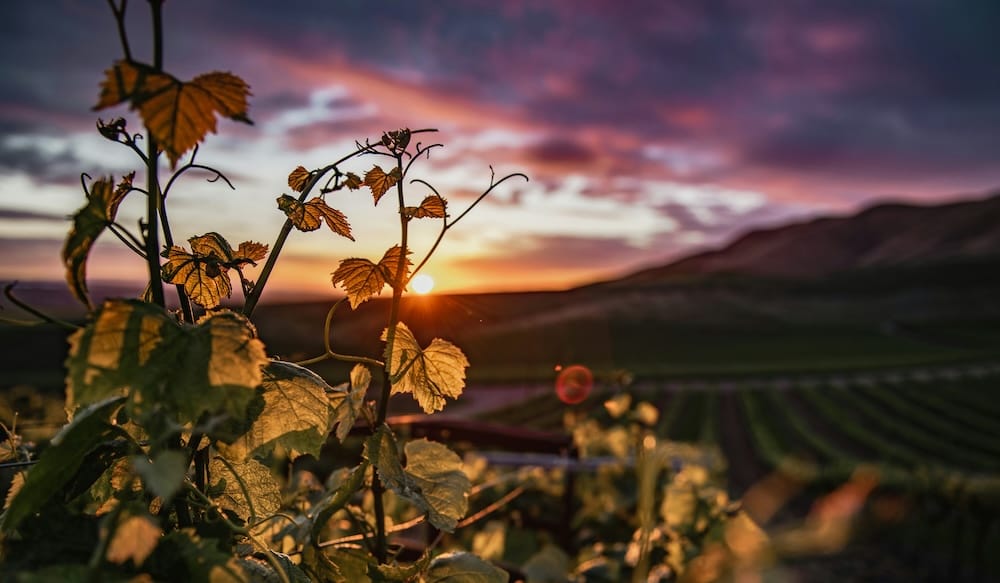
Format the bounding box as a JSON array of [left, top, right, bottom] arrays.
[[326, 547, 374, 582], [402, 439, 470, 532], [1, 396, 126, 533], [208, 457, 281, 523], [365, 428, 470, 532], [66, 300, 267, 427], [267, 551, 312, 583], [365, 426, 406, 491], [158, 529, 250, 582], [310, 463, 367, 543], [301, 546, 343, 582], [217, 361, 335, 462], [131, 450, 188, 502], [382, 322, 469, 414], [422, 552, 508, 583], [62, 175, 130, 308], [520, 545, 569, 583], [330, 364, 370, 442]]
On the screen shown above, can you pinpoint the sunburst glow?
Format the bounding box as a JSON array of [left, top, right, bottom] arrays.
[[411, 273, 435, 294]]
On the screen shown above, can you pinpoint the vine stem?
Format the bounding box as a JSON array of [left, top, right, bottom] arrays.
[[371, 151, 410, 564], [142, 0, 165, 308], [184, 482, 292, 583], [293, 299, 384, 369], [242, 128, 438, 318]]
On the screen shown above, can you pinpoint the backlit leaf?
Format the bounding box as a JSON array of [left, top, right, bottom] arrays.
[[106, 514, 163, 565], [363, 165, 401, 205], [364, 428, 470, 532], [329, 364, 371, 442], [331, 257, 383, 309], [423, 551, 508, 583], [217, 361, 335, 462], [382, 322, 468, 414], [331, 246, 411, 308], [161, 245, 232, 309], [189, 231, 234, 260], [209, 457, 282, 523], [95, 61, 252, 167], [232, 241, 268, 264], [0, 396, 126, 534], [406, 195, 447, 219], [276, 194, 355, 240], [378, 245, 412, 289], [402, 438, 470, 532], [62, 177, 129, 308], [65, 300, 266, 427], [287, 165, 311, 193]]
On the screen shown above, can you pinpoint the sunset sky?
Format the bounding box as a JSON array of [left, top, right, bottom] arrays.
[[2, 1, 1000, 299]]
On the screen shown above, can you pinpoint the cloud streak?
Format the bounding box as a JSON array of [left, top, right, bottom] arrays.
[[1, 1, 999, 291]]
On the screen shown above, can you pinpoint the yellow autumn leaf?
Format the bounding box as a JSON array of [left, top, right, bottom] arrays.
[[331, 246, 410, 308], [363, 165, 402, 205], [378, 244, 411, 289], [94, 60, 252, 167], [287, 165, 311, 192], [382, 322, 468, 413], [331, 258, 384, 309], [275, 195, 354, 240], [405, 195, 448, 219], [106, 514, 163, 565], [62, 177, 129, 308], [161, 245, 232, 309], [232, 241, 268, 264]]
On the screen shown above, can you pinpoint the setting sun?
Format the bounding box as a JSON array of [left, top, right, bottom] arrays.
[[411, 273, 435, 294]]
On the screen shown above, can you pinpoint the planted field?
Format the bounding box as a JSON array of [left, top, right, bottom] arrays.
[[479, 368, 1000, 581]]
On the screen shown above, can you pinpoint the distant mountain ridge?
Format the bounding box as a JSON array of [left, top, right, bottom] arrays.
[[612, 192, 1000, 285]]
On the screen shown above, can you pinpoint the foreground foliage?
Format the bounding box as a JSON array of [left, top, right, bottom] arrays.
[[0, 2, 765, 582]]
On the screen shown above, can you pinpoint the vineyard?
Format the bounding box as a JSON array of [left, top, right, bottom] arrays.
[[481, 365, 1000, 581]]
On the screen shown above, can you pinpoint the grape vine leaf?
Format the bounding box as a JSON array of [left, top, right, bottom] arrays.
[[363, 165, 402, 205], [287, 165, 311, 193], [378, 245, 412, 289], [131, 450, 187, 502], [209, 457, 282, 523], [162, 530, 250, 582], [62, 176, 130, 308], [364, 428, 470, 532], [276, 194, 355, 240], [106, 514, 163, 566], [382, 322, 469, 414], [94, 60, 252, 167], [0, 396, 127, 534], [404, 195, 447, 220], [161, 245, 232, 309], [331, 245, 411, 308], [329, 364, 371, 442], [232, 241, 268, 264], [402, 438, 471, 532], [343, 172, 362, 190], [216, 361, 335, 462], [423, 551, 508, 583], [65, 300, 266, 426]]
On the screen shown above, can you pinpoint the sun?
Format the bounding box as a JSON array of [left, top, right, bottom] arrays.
[[411, 273, 435, 295]]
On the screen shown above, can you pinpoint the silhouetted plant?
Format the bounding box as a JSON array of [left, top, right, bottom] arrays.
[[0, 1, 526, 580]]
